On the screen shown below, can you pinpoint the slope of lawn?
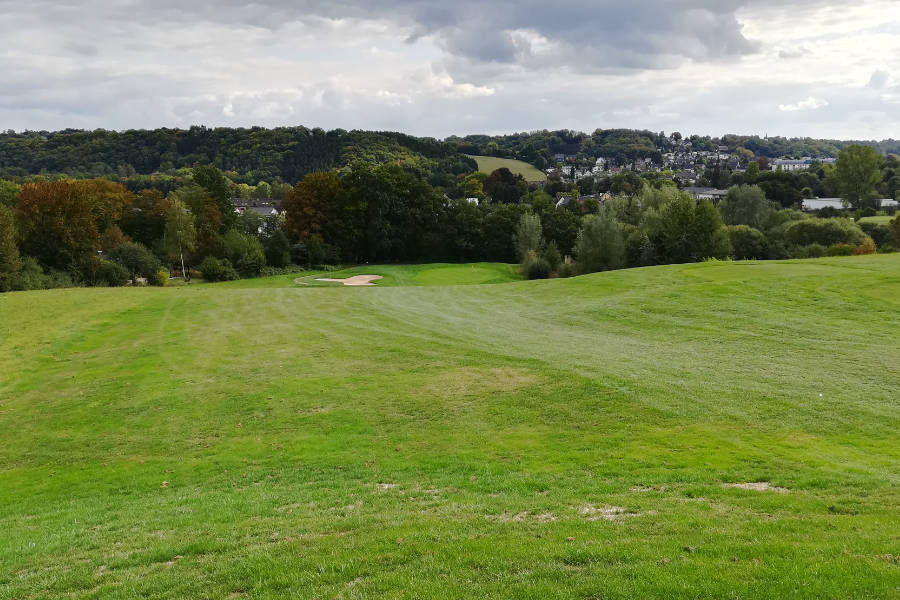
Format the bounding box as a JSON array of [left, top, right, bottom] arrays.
[[858, 215, 895, 225], [467, 155, 548, 181], [1, 255, 899, 599]]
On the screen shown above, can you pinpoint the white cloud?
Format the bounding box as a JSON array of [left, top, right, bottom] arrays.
[[778, 97, 829, 112]]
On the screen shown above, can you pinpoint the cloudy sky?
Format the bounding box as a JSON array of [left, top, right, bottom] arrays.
[[1, 0, 898, 139]]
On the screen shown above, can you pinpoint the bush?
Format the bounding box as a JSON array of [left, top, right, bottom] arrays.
[[825, 243, 855, 256], [526, 256, 551, 280], [815, 206, 845, 219], [784, 218, 865, 247], [6, 257, 75, 290], [789, 243, 826, 259], [859, 222, 893, 249], [94, 260, 129, 287], [557, 263, 577, 278], [624, 229, 655, 267], [199, 256, 239, 282], [854, 236, 876, 255], [726, 225, 768, 260], [155, 268, 170, 286], [859, 207, 877, 218], [543, 242, 562, 273], [108, 242, 161, 281], [223, 229, 265, 277]]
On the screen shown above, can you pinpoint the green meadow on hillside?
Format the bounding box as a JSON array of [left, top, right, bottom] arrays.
[[467, 155, 548, 181], [858, 215, 894, 225], [1, 256, 899, 599]]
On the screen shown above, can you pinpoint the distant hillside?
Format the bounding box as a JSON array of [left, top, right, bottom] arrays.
[[0, 127, 477, 185], [449, 130, 900, 169], [467, 155, 547, 181]]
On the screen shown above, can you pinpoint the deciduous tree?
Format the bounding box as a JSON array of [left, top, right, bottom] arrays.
[[0, 204, 21, 291], [835, 145, 882, 210]]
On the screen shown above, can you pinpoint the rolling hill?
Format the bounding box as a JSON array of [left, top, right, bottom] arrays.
[[1, 255, 898, 598], [467, 154, 548, 181]]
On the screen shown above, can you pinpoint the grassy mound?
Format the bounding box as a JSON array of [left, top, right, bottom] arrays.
[[1, 255, 899, 598], [467, 155, 548, 181]]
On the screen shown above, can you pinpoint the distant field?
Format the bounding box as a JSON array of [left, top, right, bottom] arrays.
[[859, 215, 895, 224], [467, 155, 547, 181], [2, 255, 899, 598]]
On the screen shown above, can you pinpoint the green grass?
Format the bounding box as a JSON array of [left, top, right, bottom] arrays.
[[858, 215, 895, 225], [2, 256, 899, 599], [286, 263, 520, 287], [467, 155, 547, 181]]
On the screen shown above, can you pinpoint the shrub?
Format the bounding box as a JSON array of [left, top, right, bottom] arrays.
[[624, 229, 655, 267], [784, 218, 865, 247], [223, 229, 265, 277], [854, 236, 876, 255], [526, 257, 551, 280], [859, 207, 877, 218], [94, 260, 129, 287], [726, 225, 768, 260], [789, 244, 826, 259], [815, 206, 845, 219], [825, 243, 855, 256], [108, 242, 161, 281], [543, 242, 562, 273], [859, 222, 893, 248], [199, 256, 239, 282], [557, 263, 577, 278], [155, 268, 170, 286]]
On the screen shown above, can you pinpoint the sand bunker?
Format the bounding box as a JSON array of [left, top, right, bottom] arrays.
[[315, 275, 383, 286]]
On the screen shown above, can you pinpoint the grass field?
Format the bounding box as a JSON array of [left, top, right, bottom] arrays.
[[467, 155, 547, 181], [859, 215, 895, 225], [2, 256, 899, 598]]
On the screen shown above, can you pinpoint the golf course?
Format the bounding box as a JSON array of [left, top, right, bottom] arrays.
[[1, 254, 899, 599]]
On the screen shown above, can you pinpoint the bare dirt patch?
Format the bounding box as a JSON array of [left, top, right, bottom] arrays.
[[579, 504, 640, 521], [723, 482, 789, 493], [315, 275, 383, 286], [486, 511, 557, 523], [422, 367, 539, 397]]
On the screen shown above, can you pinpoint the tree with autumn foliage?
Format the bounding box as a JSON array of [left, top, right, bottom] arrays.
[[15, 179, 132, 273]]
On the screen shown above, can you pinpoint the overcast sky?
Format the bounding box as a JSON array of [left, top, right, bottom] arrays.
[[1, 0, 898, 139]]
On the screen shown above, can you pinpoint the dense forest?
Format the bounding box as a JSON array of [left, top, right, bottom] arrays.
[[3, 127, 900, 189], [0, 127, 476, 188]]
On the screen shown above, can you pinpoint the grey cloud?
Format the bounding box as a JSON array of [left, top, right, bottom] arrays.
[[12, 0, 761, 72], [868, 69, 890, 88], [778, 46, 810, 59]]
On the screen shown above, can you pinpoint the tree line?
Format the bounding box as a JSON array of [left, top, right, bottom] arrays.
[[448, 128, 900, 169], [2, 143, 898, 293], [0, 126, 475, 187]]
